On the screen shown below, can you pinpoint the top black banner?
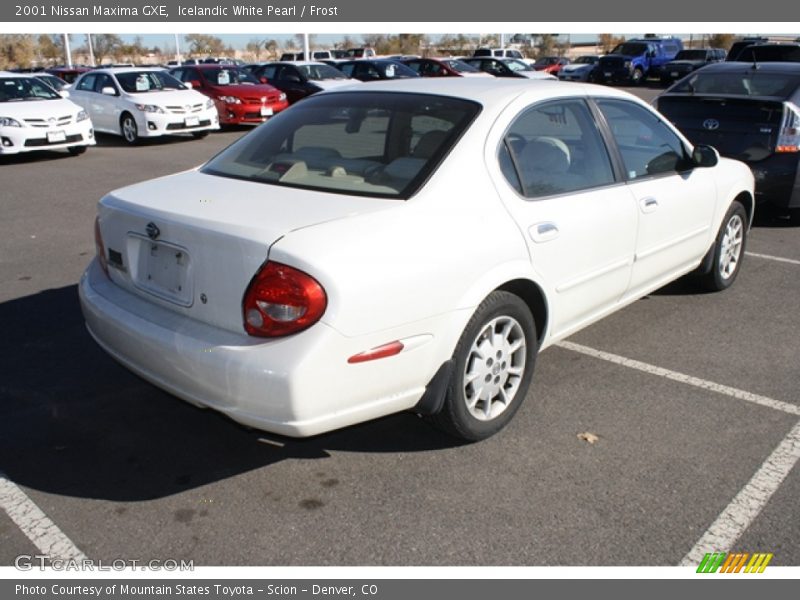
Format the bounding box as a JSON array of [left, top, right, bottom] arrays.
[[2, 0, 799, 22]]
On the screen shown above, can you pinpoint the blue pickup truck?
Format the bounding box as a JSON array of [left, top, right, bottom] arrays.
[[595, 37, 683, 85]]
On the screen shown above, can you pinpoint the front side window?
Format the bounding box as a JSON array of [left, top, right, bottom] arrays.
[[595, 99, 688, 180], [499, 99, 615, 198], [202, 92, 480, 199], [76, 73, 97, 92]]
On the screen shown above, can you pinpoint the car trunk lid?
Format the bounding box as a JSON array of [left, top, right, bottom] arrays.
[[96, 170, 391, 335]]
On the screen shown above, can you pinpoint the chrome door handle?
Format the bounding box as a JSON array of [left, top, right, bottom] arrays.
[[529, 222, 560, 243], [640, 197, 659, 213]]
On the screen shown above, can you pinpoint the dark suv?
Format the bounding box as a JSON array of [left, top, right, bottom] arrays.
[[660, 48, 725, 85], [733, 44, 800, 63]]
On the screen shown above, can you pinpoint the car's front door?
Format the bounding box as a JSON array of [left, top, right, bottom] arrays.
[[594, 98, 717, 299], [492, 98, 638, 338]]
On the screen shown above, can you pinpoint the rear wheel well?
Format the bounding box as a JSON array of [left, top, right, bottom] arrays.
[[496, 279, 548, 345]]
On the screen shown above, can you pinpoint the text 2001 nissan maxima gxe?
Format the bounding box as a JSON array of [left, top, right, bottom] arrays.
[[80, 79, 754, 441]]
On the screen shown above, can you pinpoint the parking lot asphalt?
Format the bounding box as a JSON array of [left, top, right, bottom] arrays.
[[1, 87, 799, 567]]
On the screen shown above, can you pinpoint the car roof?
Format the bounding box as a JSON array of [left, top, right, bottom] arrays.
[[680, 61, 800, 73], [319, 76, 637, 105], [272, 61, 330, 67], [90, 67, 166, 74]]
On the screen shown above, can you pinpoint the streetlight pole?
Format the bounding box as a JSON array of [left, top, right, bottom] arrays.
[[64, 33, 72, 67]]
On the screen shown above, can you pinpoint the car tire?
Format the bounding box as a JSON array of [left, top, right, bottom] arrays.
[[698, 201, 747, 291], [631, 67, 645, 85], [191, 131, 209, 139], [67, 145, 87, 156], [120, 113, 139, 145], [428, 291, 538, 441]]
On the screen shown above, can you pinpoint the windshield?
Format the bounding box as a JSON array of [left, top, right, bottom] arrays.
[[0, 77, 61, 101], [443, 59, 480, 73], [610, 43, 648, 56], [202, 92, 480, 199], [116, 71, 186, 93], [674, 50, 708, 61], [203, 67, 260, 85], [534, 57, 558, 66], [573, 56, 598, 65], [298, 64, 347, 80], [670, 70, 800, 98], [505, 59, 533, 72]]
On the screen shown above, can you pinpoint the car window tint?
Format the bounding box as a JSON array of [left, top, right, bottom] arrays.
[[95, 74, 115, 93], [202, 92, 480, 199], [596, 99, 687, 180], [76, 74, 96, 92], [502, 99, 615, 198], [260, 65, 277, 80]]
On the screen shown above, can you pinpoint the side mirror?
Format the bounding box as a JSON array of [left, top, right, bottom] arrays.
[[59, 90, 71, 98], [183, 81, 192, 89], [189, 80, 202, 89], [285, 74, 302, 83], [692, 144, 719, 168], [101, 86, 117, 96]]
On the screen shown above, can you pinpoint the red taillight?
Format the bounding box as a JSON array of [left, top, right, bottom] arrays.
[[94, 217, 110, 279], [242, 261, 327, 337]]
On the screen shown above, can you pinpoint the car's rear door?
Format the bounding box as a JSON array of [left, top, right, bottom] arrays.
[[491, 97, 638, 338]]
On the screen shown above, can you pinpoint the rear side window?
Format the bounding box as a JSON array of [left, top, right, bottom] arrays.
[[499, 99, 615, 198], [202, 92, 481, 199]]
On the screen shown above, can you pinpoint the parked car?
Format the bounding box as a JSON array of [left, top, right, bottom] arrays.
[[532, 56, 570, 74], [726, 37, 769, 61], [733, 43, 800, 63], [337, 59, 419, 82], [70, 68, 218, 145], [473, 48, 526, 60], [0, 71, 95, 156], [402, 57, 491, 78], [80, 78, 753, 442], [252, 61, 358, 104], [557, 55, 600, 82], [659, 48, 726, 85], [461, 57, 557, 79], [169, 64, 288, 126], [595, 37, 683, 85], [657, 61, 800, 222]]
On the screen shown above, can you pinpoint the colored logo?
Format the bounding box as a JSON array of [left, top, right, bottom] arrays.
[[696, 552, 773, 573]]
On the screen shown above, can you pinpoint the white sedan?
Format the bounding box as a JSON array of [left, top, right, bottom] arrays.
[[70, 67, 219, 144], [80, 79, 754, 441], [0, 72, 94, 155]]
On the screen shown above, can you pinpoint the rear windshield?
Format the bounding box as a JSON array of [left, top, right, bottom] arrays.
[[202, 92, 481, 199], [670, 70, 800, 98], [735, 45, 800, 63]]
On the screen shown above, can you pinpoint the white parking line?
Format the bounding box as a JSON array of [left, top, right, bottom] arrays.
[[556, 341, 800, 566], [0, 472, 86, 561], [745, 251, 800, 266], [555, 341, 800, 416], [680, 420, 800, 565]]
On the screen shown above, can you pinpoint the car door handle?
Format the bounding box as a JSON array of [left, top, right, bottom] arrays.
[[640, 197, 659, 213], [529, 222, 560, 243]]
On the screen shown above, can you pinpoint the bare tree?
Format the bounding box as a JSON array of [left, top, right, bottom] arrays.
[[0, 34, 36, 69], [185, 34, 226, 56], [708, 34, 736, 50]]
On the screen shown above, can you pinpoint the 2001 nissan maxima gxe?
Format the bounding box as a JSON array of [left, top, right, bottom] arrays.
[[79, 79, 755, 441]]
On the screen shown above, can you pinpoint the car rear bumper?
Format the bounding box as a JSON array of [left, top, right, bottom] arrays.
[[746, 153, 800, 209], [79, 259, 438, 437]]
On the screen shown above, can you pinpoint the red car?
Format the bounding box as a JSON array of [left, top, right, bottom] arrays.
[[169, 64, 288, 126], [45, 66, 92, 84], [532, 56, 570, 74]]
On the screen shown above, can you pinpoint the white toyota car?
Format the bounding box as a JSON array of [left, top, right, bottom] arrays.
[[0, 71, 94, 156], [80, 79, 754, 441], [69, 67, 219, 144]]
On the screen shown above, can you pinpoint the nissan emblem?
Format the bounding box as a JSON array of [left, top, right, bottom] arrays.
[[145, 222, 160, 240]]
